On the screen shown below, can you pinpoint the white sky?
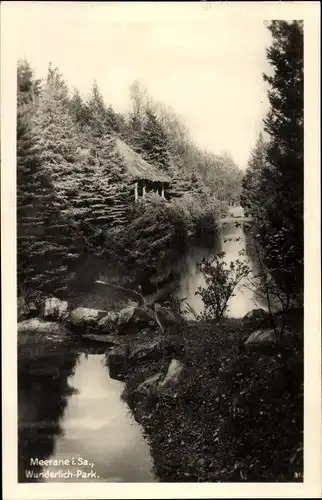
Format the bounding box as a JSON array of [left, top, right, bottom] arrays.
[[9, 2, 273, 168]]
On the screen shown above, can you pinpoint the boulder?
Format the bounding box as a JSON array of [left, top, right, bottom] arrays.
[[18, 318, 71, 336], [129, 338, 163, 365], [97, 312, 119, 332], [158, 359, 185, 394], [134, 373, 163, 397], [245, 328, 294, 347], [82, 333, 123, 346], [69, 307, 107, 327], [39, 297, 69, 321], [117, 305, 156, 334], [243, 308, 269, 322]]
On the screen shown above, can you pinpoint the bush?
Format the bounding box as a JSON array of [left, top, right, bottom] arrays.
[[196, 252, 250, 319], [103, 193, 189, 289], [172, 193, 228, 239]]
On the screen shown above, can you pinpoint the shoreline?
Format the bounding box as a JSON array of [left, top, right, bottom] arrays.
[[18, 302, 303, 483], [121, 310, 303, 482]]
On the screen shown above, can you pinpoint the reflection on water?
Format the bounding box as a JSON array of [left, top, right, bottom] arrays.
[[178, 222, 268, 318], [18, 347, 155, 482], [43, 353, 155, 482], [18, 346, 78, 482]]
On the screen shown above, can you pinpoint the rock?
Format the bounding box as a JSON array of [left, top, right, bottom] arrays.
[[117, 305, 156, 334], [18, 318, 71, 336], [134, 373, 163, 396], [82, 333, 123, 346], [243, 308, 269, 322], [245, 328, 294, 347], [158, 359, 185, 393], [129, 339, 163, 364], [39, 297, 69, 321], [108, 346, 129, 381], [97, 312, 119, 332], [69, 307, 107, 327]]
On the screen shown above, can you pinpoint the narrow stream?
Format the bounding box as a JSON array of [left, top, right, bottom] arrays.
[[18, 350, 156, 482], [18, 212, 269, 484], [43, 353, 155, 482]]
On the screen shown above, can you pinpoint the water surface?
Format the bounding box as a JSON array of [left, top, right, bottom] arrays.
[[18, 348, 156, 482], [177, 221, 269, 318]]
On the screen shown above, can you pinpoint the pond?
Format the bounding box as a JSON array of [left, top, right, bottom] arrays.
[[18, 346, 156, 483]]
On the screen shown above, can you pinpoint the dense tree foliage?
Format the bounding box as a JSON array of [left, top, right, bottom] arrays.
[[241, 21, 304, 302], [17, 60, 245, 297], [17, 62, 83, 296], [240, 132, 267, 216]]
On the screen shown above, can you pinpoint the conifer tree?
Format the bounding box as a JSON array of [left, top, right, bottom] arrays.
[[262, 21, 303, 297], [19, 64, 85, 295], [69, 88, 89, 129], [241, 21, 304, 300], [140, 108, 171, 171], [86, 80, 109, 138], [241, 132, 267, 216], [31, 64, 80, 208], [16, 61, 77, 295]]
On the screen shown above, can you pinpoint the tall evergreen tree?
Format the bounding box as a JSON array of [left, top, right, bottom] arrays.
[[240, 132, 267, 215], [31, 65, 80, 208], [18, 64, 85, 295], [86, 80, 111, 137], [242, 21, 304, 300], [17, 61, 78, 295], [140, 108, 171, 171], [69, 88, 89, 129]]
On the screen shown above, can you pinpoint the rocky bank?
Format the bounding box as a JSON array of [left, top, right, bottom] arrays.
[[18, 290, 303, 482]]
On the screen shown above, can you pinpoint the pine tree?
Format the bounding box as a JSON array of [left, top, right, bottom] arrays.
[[69, 88, 89, 129], [263, 21, 303, 224], [240, 132, 267, 216], [16, 61, 77, 295], [86, 80, 109, 138], [105, 105, 125, 134], [140, 108, 171, 171], [20, 64, 85, 295], [250, 21, 304, 300], [31, 64, 80, 208]]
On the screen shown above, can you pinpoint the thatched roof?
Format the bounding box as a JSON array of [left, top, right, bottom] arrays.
[[114, 137, 171, 183]]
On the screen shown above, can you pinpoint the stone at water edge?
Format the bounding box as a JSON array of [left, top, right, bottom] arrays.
[[82, 333, 123, 346], [97, 312, 119, 332], [117, 305, 156, 334], [128, 338, 163, 364], [69, 307, 107, 327], [18, 318, 71, 336], [245, 328, 294, 347], [158, 359, 185, 391], [132, 359, 186, 398], [134, 373, 164, 396], [39, 297, 69, 321]]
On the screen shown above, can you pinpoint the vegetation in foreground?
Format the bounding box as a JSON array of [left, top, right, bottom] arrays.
[[123, 310, 303, 482]]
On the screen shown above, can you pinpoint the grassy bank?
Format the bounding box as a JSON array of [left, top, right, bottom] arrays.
[[123, 310, 303, 482]]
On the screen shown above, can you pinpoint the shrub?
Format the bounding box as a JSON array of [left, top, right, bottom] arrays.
[[196, 252, 250, 319], [103, 193, 189, 289]]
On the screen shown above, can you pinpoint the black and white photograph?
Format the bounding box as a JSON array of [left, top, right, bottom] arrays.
[[1, 1, 321, 498]]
